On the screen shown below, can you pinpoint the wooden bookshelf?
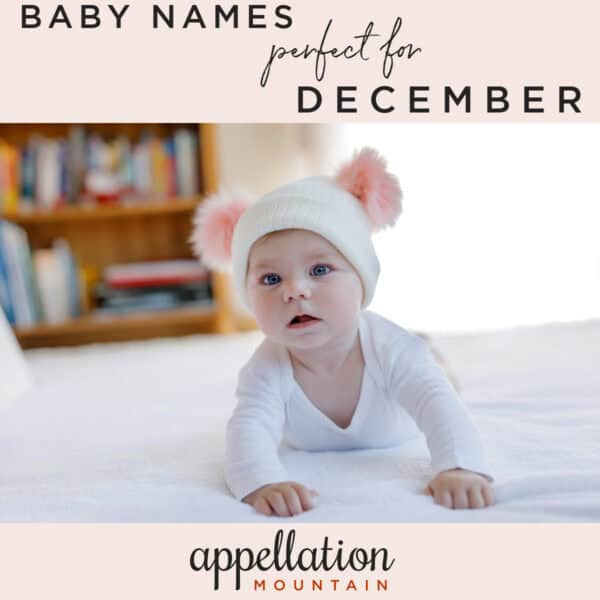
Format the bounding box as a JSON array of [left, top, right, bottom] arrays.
[[13, 305, 217, 347], [4, 197, 202, 225], [0, 123, 253, 348]]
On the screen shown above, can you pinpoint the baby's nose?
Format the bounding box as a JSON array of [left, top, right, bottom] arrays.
[[283, 278, 311, 302]]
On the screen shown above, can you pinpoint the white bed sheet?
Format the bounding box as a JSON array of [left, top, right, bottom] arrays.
[[1, 319, 599, 522]]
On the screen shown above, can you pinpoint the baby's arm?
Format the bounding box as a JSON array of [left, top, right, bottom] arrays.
[[226, 357, 315, 516], [390, 336, 495, 509]]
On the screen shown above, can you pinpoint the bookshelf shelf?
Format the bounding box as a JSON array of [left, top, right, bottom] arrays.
[[1, 197, 201, 225], [0, 123, 252, 348], [14, 305, 218, 348]]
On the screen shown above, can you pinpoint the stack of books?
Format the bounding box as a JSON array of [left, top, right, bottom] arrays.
[[94, 260, 212, 316], [0, 127, 199, 212], [0, 220, 82, 327]]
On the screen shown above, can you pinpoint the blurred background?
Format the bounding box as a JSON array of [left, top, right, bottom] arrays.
[[1, 123, 599, 350]]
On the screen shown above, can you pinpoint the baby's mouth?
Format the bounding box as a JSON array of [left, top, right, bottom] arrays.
[[287, 314, 321, 328]]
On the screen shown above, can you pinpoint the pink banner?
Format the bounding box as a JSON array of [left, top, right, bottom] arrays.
[[0, 1, 597, 120]]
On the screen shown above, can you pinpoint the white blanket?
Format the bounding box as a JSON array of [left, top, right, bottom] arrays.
[[1, 319, 599, 522]]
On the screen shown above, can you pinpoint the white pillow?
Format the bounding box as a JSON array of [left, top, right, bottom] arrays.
[[0, 310, 33, 407]]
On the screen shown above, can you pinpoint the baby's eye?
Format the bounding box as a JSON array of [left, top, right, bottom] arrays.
[[261, 273, 281, 286], [310, 264, 331, 277]]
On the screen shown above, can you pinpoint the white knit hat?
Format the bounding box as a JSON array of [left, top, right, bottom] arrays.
[[231, 176, 379, 308], [191, 147, 402, 310]]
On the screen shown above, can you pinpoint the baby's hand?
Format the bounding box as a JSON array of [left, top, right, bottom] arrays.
[[243, 481, 318, 517], [426, 469, 495, 509]]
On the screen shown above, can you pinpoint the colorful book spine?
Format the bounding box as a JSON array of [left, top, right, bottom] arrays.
[[150, 138, 168, 199], [0, 142, 21, 213], [116, 136, 134, 196], [15, 225, 43, 323], [35, 139, 62, 209], [0, 221, 37, 327], [104, 260, 209, 288], [20, 142, 36, 208], [33, 249, 67, 324], [132, 141, 152, 198], [66, 126, 86, 204], [174, 128, 199, 197], [53, 239, 81, 318], [164, 138, 178, 198], [0, 224, 16, 324]]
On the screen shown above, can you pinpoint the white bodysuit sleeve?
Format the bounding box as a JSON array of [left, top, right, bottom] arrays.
[[389, 335, 493, 481], [225, 358, 289, 500]]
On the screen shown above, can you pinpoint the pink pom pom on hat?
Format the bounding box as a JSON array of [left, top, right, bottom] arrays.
[[191, 147, 402, 309], [190, 190, 253, 270], [335, 147, 402, 231]]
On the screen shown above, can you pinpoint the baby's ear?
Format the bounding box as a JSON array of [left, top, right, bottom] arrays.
[[335, 147, 402, 231], [190, 190, 253, 270]]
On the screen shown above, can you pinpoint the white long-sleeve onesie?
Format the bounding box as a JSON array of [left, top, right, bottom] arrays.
[[225, 311, 491, 500]]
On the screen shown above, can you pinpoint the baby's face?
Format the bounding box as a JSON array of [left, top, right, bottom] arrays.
[[246, 229, 363, 351]]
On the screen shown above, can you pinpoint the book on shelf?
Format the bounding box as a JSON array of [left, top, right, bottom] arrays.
[[94, 286, 212, 316], [0, 221, 40, 327], [0, 226, 16, 325], [104, 259, 209, 288], [0, 220, 82, 327], [174, 128, 199, 198], [95, 260, 212, 316], [0, 141, 20, 213], [36, 138, 64, 209], [0, 126, 200, 214]]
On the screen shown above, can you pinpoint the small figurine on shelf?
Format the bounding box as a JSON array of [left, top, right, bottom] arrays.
[[83, 169, 121, 205]]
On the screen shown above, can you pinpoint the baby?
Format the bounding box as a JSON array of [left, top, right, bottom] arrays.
[[192, 148, 494, 517]]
